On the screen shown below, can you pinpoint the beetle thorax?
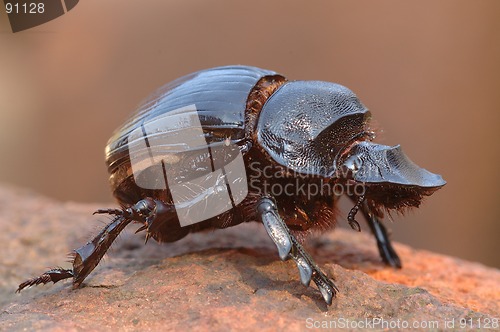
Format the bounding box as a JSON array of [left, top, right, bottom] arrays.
[[254, 81, 372, 177]]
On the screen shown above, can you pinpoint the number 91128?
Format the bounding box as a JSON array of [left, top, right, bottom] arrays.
[[5, 2, 45, 14]]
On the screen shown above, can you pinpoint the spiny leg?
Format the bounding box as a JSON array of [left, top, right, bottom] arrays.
[[74, 198, 176, 284], [17, 268, 74, 293], [16, 214, 132, 292], [257, 196, 338, 305], [348, 196, 401, 268], [72, 215, 133, 287], [16, 198, 166, 292]]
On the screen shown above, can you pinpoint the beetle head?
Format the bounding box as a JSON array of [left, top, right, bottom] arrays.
[[340, 141, 445, 212]]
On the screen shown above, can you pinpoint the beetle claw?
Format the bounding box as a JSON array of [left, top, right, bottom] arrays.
[[134, 224, 154, 245], [348, 219, 361, 232], [312, 270, 338, 305], [257, 196, 338, 305], [291, 244, 339, 305], [144, 233, 152, 245], [135, 224, 147, 234]]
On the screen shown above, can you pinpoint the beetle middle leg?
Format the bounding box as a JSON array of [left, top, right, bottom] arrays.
[[256, 196, 338, 305]]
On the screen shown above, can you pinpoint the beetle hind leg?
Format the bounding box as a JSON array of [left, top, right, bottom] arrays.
[[16, 268, 74, 292], [94, 198, 182, 244], [16, 215, 133, 292], [256, 196, 338, 305]]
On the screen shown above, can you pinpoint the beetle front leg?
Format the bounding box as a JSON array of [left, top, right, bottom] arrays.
[[359, 200, 402, 268], [256, 196, 338, 305]]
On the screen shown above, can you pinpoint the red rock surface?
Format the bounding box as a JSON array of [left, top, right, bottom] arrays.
[[0, 186, 498, 331]]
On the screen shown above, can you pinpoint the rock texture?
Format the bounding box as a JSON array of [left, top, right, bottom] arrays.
[[0, 186, 498, 331]]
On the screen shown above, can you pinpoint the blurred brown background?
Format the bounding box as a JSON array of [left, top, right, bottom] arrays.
[[0, 1, 498, 268]]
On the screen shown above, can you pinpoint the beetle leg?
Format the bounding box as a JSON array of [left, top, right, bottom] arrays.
[[95, 198, 177, 244], [16, 215, 133, 292], [257, 196, 338, 305], [365, 211, 401, 268], [93, 208, 125, 216], [130, 200, 177, 244], [16, 268, 74, 292], [71, 215, 133, 287], [351, 198, 402, 268]]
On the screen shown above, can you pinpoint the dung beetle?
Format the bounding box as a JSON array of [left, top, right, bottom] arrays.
[[17, 65, 445, 305]]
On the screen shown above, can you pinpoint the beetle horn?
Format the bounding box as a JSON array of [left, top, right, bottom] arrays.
[[342, 141, 446, 188]]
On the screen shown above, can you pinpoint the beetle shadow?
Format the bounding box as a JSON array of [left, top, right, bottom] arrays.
[[216, 247, 332, 311]]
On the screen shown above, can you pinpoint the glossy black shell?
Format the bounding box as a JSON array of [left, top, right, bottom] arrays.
[[105, 65, 278, 205]]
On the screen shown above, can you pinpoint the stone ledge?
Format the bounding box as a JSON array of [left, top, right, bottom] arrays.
[[0, 186, 498, 331]]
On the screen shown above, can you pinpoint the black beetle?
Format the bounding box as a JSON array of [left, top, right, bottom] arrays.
[[17, 65, 445, 305]]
